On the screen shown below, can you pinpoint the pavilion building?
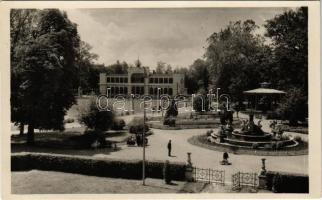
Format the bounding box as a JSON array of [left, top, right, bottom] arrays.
[[99, 66, 187, 97]]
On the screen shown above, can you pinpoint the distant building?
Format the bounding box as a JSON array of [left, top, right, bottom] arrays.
[[99, 66, 187, 97]]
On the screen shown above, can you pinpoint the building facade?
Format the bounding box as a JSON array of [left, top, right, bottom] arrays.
[[99, 66, 187, 97]]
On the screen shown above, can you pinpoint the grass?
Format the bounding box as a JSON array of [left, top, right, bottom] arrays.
[[12, 170, 186, 194]]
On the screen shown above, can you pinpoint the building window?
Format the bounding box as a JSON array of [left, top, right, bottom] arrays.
[[149, 78, 153, 83], [111, 77, 115, 83], [169, 88, 173, 95], [116, 77, 119, 83], [131, 87, 135, 94], [169, 78, 173, 83], [164, 78, 168, 83], [107, 77, 110, 82], [120, 87, 124, 94], [164, 88, 168, 94], [159, 78, 164, 84], [155, 78, 159, 84], [149, 87, 153, 95], [124, 87, 128, 94]]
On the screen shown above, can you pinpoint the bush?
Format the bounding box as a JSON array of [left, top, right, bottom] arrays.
[[277, 88, 308, 126], [276, 141, 283, 149], [63, 118, 75, 123], [163, 117, 176, 127], [11, 153, 187, 181], [252, 143, 259, 149], [112, 119, 126, 130], [266, 171, 309, 193], [293, 136, 302, 142], [193, 89, 210, 112], [78, 99, 114, 131], [128, 118, 149, 134], [264, 144, 271, 150], [206, 129, 213, 136], [68, 130, 108, 148]]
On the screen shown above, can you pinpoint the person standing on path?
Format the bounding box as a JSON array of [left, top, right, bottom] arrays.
[[167, 140, 172, 156]]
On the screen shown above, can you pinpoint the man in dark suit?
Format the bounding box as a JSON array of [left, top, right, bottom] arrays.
[[167, 140, 172, 156]]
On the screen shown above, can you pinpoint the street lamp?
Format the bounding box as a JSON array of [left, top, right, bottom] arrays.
[[142, 98, 146, 185], [157, 88, 161, 113]]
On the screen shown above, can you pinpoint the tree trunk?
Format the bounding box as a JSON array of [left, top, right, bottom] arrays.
[[27, 124, 34, 145], [19, 123, 24, 135]]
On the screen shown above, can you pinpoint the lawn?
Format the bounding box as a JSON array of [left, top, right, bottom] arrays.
[[12, 170, 186, 194]]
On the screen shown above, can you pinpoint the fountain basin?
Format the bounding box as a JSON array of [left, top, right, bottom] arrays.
[[231, 131, 272, 142]]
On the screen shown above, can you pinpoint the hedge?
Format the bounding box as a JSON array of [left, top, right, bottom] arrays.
[[266, 171, 309, 193], [11, 153, 186, 181]]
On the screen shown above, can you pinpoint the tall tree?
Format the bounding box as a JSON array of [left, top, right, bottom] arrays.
[[205, 20, 270, 103], [76, 41, 98, 92], [10, 9, 38, 135], [265, 7, 308, 94], [11, 9, 80, 144]]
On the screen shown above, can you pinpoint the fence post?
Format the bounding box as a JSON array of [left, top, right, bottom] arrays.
[[238, 172, 241, 189], [185, 152, 194, 182], [258, 158, 267, 189]]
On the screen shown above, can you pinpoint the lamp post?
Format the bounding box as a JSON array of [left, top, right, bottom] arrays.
[[157, 88, 161, 113], [142, 98, 146, 185]]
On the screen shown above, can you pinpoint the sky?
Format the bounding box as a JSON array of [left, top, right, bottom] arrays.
[[66, 8, 290, 69]]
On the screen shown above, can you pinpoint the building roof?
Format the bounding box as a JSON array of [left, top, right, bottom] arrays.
[[243, 88, 286, 95]]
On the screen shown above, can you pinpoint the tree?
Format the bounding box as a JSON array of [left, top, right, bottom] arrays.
[[11, 9, 80, 144], [11, 9, 38, 135], [193, 88, 210, 112], [277, 88, 308, 125], [76, 41, 99, 93], [265, 7, 308, 94], [78, 99, 114, 131], [156, 61, 166, 74], [189, 59, 210, 92], [205, 20, 270, 103]]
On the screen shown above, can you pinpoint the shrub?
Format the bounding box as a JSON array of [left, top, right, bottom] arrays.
[[277, 88, 308, 126], [193, 89, 210, 112], [264, 144, 271, 150], [252, 143, 259, 149], [163, 160, 171, 184], [272, 173, 282, 193], [163, 117, 176, 127], [165, 99, 178, 118], [206, 129, 213, 137], [276, 141, 283, 149], [11, 153, 187, 181], [63, 118, 75, 123], [266, 171, 309, 193], [128, 118, 149, 134], [78, 99, 114, 131], [68, 130, 108, 148], [293, 136, 302, 142], [112, 119, 126, 130]]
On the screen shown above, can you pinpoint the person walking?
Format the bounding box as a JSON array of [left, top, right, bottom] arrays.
[[167, 140, 172, 156]]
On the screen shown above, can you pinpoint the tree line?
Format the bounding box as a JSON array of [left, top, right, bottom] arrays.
[[11, 7, 308, 144]]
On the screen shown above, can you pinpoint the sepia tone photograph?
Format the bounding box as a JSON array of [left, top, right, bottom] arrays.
[[1, 1, 320, 198]]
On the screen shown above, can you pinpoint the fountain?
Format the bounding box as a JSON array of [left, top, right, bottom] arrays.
[[209, 114, 298, 149]]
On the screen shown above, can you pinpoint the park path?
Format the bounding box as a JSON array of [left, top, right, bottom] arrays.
[[93, 127, 308, 184]]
